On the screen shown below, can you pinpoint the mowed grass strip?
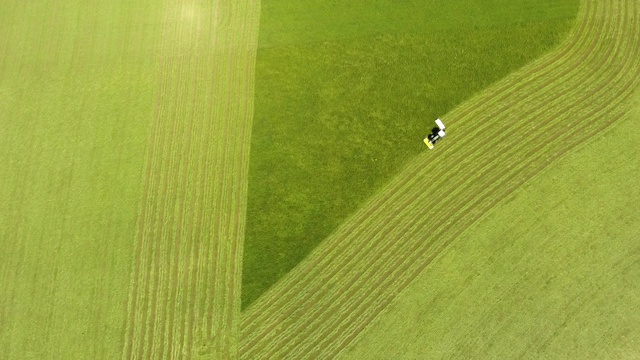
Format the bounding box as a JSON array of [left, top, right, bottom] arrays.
[[121, 0, 259, 359], [338, 90, 640, 359], [239, 0, 640, 358], [282, 0, 640, 354], [0, 1, 159, 358], [276, 0, 640, 354]]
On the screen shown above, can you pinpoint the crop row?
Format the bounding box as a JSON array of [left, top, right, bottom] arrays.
[[120, 0, 260, 359]]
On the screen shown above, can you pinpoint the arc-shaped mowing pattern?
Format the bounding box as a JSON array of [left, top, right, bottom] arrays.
[[120, 0, 259, 359], [239, 1, 640, 358]]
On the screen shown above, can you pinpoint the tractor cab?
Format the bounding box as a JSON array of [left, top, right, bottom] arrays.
[[424, 118, 446, 149]]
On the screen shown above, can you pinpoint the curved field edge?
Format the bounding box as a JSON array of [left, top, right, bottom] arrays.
[[338, 89, 640, 359], [239, 1, 640, 358], [120, 1, 260, 359], [242, 0, 580, 309]]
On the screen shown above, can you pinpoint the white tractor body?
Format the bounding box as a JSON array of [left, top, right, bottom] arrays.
[[424, 118, 447, 149]]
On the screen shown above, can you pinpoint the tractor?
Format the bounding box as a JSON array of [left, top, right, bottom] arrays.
[[424, 118, 446, 149]]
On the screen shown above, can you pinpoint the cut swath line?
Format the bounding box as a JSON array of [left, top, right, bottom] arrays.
[[262, 2, 636, 356], [120, 0, 260, 359]]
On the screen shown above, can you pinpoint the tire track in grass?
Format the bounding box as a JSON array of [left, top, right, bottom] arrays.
[[243, 4, 637, 354], [121, 0, 260, 358], [240, 0, 601, 342]]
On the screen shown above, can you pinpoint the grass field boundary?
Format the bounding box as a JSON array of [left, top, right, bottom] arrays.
[[239, 1, 640, 357]]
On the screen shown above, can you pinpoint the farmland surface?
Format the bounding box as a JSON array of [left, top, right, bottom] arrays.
[[2, 0, 638, 358], [240, 0, 640, 358], [0, 2, 159, 358], [339, 89, 640, 359], [243, 0, 580, 308], [0, 0, 260, 359], [121, 1, 259, 359]]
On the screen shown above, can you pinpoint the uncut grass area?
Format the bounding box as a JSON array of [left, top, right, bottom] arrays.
[[242, 0, 580, 308], [339, 93, 640, 359]]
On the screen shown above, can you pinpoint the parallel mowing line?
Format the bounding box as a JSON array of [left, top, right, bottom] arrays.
[[276, 2, 640, 358], [190, 24, 229, 360], [126, 1, 194, 357], [177, 5, 211, 356], [149, 5, 200, 357], [187, 10, 225, 356], [149, 3, 202, 358], [294, 21, 636, 360], [156, 3, 206, 358], [260, 19, 608, 358], [121, 0, 259, 358], [150, 7, 188, 357], [125, 0, 204, 355], [190, 2, 261, 357], [190, 2, 260, 355], [200, 0, 227, 347], [240, 1, 640, 358], [156, 14, 199, 358], [202, 7, 238, 357], [240, 1, 596, 334], [144, 2, 194, 356], [122, 1, 178, 357], [280, 2, 640, 358], [240, 0, 598, 339], [208, 16, 238, 357]]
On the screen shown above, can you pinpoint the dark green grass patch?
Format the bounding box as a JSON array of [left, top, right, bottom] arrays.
[[243, 0, 579, 308]]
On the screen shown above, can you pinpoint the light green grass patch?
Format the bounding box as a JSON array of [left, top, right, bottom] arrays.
[[243, 0, 579, 308], [338, 92, 640, 359], [0, 3, 160, 358]]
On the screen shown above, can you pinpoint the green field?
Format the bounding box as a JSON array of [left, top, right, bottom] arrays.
[[339, 90, 640, 359], [239, 1, 640, 358], [0, 1, 259, 358], [242, 0, 580, 308], [2, 0, 639, 359]]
